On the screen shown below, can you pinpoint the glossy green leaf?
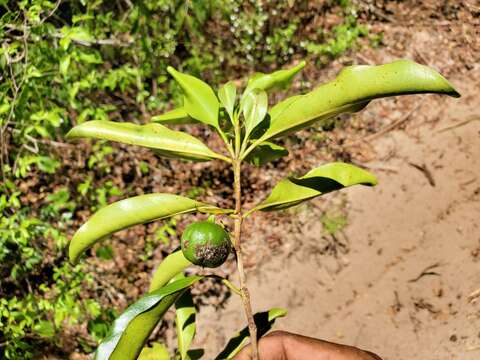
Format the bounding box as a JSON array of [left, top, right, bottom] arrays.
[[167, 66, 219, 128], [260, 60, 460, 141], [151, 107, 196, 125], [149, 250, 192, 292], [69, 194, 231, 263], [175, 274, 196, 360], [245, 61, 305, 93], [94, 276, 203, 360], [251, 162, 377, 212], [67, 120, 226, 162], [245, 142, 288, 167], [242, 89, 268, 140], [215, 308, 287, 360], [218, 81, 237, 123], [138, 342, 170, 360]]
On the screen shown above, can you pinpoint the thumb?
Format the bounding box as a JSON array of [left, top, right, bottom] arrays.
[[232, 343, 253, 360]]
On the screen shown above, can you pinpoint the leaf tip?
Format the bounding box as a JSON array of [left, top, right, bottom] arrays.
[[166, 66, 185, 83], [68, 245, 80, 264], [68, 226, 88, 263], [448, 86, 461, 98], [166, 66, 178, 78], [66, 121, 98, 140], [268, 307, 288, 320], [368, 174, 379, 186], [65, 127, 77, 140], [353, 165, 378, 187]]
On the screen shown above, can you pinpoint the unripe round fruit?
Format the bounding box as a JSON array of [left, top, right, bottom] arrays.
[[181, 221, 231, 268]]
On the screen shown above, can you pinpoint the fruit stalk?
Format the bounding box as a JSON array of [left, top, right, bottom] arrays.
[[233, 157, 259, 360]]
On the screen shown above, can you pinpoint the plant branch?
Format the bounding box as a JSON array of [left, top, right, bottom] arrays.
[[217, 127, 235, 158], [50, 32, 134, 47], [215, 153, 233, 164], [240, 137, 264, 161], [218, 277, 242, 296], [242, 207, 256, 219], [239, 132, 250, 158], [233, 151, 259, 359]]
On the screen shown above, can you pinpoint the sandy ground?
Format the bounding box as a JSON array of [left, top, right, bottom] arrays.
[[193, 5, 480, 358], [194, 64, 480, 359]]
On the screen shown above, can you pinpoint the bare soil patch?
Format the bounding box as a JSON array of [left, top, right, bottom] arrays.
[[194, 3, 480, 359]]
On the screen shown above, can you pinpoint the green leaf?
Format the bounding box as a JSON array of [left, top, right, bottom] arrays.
[[245, 142, 288, 167], [34, 320, 55, 338], [167, 67, 220, 129], [149, 250, 192, 292], [242, 89, 268, 140], [60, 26, 93, 49], [59, 55, 71, 77], [69, 194, 231, 263], [260, 60, 460, 141], [95, 245, 114, 260], [215, 308, 287, 360], [67, 120, 227, 162], [251, 162, 377, 213], [94, 276, 203, 360], [218, 81, 237, 123], [138, 342, 170, 360], [175, 276, 196, 360], [151, 107, 197, 125], [245, 61, 305, 94]]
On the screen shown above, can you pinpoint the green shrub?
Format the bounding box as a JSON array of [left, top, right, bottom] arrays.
[[0, 0, 370, 357]]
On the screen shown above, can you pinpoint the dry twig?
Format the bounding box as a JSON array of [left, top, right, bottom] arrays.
[[467, 288, 480, 304], [408, 263, 441, 283], [408, 162, 436, 187], [436, 116, 480, 133]]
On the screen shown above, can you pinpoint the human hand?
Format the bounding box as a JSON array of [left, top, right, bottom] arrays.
[[233, 331, 382, 360]]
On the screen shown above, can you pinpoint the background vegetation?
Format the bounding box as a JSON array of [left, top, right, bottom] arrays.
[[0, 0, 369, 358]]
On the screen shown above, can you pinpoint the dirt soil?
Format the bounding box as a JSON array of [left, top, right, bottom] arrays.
[[193, 4, 480, 360]]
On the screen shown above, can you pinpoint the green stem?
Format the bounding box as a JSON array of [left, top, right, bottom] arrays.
[[220, 278, 242, 296], [242, 207, 256, 219], [217, 127, 235, 158], [232, 152, 259, 359], [240, 137, 264, 161], [215, 152, 233, 164], [239, 134, 249, 159]]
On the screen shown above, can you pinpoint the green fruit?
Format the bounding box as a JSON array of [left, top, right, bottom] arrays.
[[181, 221, 231, 268]]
